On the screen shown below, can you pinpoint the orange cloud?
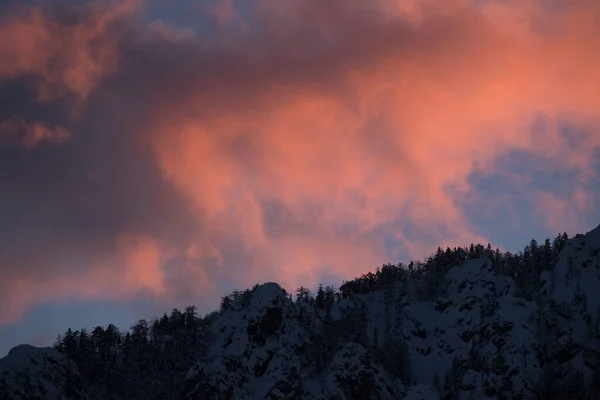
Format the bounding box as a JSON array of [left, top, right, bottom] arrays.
[[116, 233, 165, 295], [0, 232, 185, 324], [148, 0, 600, 289], [1, 0, 600, 323], [0, 0, 140, 100]]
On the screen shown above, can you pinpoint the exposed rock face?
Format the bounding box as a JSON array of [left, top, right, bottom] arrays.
[[2, 225, 600, 399]]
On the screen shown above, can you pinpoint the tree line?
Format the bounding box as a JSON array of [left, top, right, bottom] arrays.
[[52, 231, 574, 398]]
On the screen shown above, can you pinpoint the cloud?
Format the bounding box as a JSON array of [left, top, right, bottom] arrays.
[[0, 117, 70, 149], [147, 0, 600, 253], [1, 0, 600, 323], [0, 0, 141, 101]]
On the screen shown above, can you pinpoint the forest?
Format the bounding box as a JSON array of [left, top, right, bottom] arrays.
[[51, 230, 599, 399]]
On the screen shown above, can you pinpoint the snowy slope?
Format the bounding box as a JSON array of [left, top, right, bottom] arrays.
[[404, 258, 540, 397], [2, 224, 600, 400], [331, 257, 541, 399], [184, 225, 600, 399], [0, 345, 88, 400], [184, 282, 405, 399], [535, 225, 600, 392]]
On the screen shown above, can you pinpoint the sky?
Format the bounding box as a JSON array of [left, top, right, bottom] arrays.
[[1, 0, 600, 357]]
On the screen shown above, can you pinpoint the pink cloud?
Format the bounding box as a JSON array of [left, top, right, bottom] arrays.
[[0, 117, 70, 149], [0, 232, 184, 324], [147, 0, 600, 288], [1, 0, 600, 322], [0, 0, 141, 100]]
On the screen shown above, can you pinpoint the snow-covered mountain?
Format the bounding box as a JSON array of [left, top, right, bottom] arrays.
[[0, 345, 86, 400], [2, 224, 600, 399]]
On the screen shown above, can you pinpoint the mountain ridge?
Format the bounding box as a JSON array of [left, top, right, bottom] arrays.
[[2, 224, 600, 399]]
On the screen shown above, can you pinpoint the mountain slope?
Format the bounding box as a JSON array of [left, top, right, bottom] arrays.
[[1, 224, 600, 399], [0, 345, 86, 400]]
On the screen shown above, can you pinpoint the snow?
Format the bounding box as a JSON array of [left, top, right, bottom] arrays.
[[4, 224, 600, 399], [405, 384, 440, 400], [0, 344, 85, 400], [184, 224, 600, 398]]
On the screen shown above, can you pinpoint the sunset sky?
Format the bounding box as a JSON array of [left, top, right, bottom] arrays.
[[1, 0, 600, 356]]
